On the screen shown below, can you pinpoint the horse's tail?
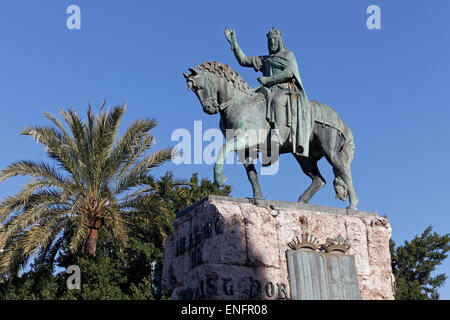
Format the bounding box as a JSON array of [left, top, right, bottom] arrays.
[[333, 124, 355, 201]]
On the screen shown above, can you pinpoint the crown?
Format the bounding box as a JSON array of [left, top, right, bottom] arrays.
[[321, 235, 351, 254], [288, 232, 320, 251], [266, 27, 282, 38]]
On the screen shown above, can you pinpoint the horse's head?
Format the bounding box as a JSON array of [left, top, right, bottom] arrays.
[[183, 67, 220, 115]]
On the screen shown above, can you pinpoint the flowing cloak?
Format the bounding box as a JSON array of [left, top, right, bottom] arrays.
[[251, 50, 312, 157]]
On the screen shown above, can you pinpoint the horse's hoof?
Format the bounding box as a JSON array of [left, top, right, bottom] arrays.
[[298, 196, 310, 204], [214, 173, 227, 187], [346, 205, 357, 210]]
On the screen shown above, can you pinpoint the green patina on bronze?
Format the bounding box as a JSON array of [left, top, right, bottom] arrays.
[[226, 27, 311, 156], [183, 28, 359, 209]]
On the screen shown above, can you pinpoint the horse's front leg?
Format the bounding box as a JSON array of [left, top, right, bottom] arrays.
[[214, 139, 236, 187], [214, 134, 253, 187]]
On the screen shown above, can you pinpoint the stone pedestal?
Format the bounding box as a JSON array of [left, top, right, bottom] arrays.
[[162, 196, 394, 300]]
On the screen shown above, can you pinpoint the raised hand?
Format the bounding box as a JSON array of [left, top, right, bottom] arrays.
[[225, 27, 237, 48]]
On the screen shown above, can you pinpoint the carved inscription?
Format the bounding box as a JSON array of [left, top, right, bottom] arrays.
[[178, 276, 288, 300]]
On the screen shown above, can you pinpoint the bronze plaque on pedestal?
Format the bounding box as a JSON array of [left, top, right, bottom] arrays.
[[286, 250, 361, 300]]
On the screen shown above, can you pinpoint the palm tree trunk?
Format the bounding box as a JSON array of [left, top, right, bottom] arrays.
[[85, 228, 98, 256], [85, 215, 103, 256]]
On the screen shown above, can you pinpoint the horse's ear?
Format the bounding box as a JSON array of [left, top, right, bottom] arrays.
[[183, 72, 189, 79], [188, 68, 197, 75]]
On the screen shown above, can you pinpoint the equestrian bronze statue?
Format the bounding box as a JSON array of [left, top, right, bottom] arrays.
[[183, 27, 359, 209]]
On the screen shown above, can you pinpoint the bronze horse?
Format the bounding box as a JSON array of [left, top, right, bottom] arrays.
[[184, 61, 358, 209]]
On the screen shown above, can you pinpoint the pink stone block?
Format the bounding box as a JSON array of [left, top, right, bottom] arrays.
[[162, 197, 394, 300]]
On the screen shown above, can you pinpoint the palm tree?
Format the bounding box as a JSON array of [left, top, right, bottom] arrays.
[[0, 103, 175, 276]]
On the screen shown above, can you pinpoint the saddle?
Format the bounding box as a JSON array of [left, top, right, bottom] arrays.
[[257, 85, 349, 140], [309, 100, 350, 140]]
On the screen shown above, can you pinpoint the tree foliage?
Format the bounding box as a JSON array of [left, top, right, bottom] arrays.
[[0, 171, 231, 300], [390, 225, 450, 300], [0, 104, 175, 276]]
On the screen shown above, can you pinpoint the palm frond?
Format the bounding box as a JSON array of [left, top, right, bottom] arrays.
[[102, 118, 156, 185], [0, 160, 66, 185]]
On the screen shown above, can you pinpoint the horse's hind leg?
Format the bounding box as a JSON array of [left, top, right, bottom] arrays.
[[294, 155, 326, 203], [244, 163, 263, 199]]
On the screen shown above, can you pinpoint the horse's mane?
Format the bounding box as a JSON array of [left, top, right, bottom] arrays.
[[195, 61, 253, 94]]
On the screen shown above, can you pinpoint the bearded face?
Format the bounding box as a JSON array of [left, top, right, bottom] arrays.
[[268, 36, 280, 54]]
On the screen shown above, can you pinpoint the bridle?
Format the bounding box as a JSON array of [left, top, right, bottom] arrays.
[[200, 72, 219, 109], [193, 72, 236, 112]]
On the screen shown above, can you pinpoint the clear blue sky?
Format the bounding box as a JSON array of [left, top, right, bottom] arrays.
[[1, 0, 449, 298]]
